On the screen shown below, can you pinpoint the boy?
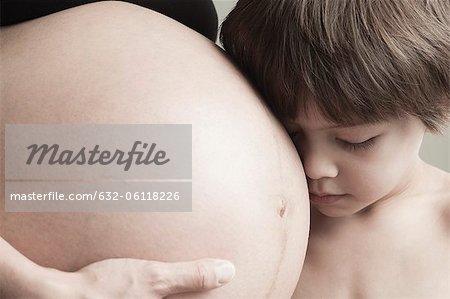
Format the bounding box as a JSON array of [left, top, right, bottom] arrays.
[[221, 0, 450, 298]]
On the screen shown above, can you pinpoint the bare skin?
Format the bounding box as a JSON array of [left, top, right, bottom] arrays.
[[0, 237, 235, 298], [294, 165, 449, 298], [289, 106, 450, 299], [0, 2, 310, 298]]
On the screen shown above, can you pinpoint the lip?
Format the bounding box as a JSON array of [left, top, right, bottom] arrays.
[[309, 193, 346, 205]]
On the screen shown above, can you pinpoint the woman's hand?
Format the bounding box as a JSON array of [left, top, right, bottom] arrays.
[[62, 257, 235, 298], [0, 238, 235, 298]]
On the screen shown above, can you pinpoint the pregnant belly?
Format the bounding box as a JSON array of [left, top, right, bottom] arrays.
[[0, 2, 310, 298]]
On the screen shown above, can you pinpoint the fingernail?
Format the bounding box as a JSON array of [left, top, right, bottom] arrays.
[[214, 261, 235, 285]]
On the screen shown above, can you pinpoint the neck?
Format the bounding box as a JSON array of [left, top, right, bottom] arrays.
[[366, 159, 426, 213]]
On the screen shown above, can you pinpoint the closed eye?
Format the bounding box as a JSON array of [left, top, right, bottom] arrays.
[[337, 136, 377, 152]]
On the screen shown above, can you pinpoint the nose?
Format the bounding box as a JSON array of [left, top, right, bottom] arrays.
[[300, 144, 339, 180]]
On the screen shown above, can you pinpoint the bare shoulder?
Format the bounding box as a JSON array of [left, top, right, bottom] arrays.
[[439, 173, 450, 235], [429, 166, 450, 236]]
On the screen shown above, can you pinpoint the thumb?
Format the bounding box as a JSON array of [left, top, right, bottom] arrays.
[[152, 258, 235, 297]]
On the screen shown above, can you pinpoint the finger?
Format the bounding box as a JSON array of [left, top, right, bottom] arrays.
[[150, 258, 235, 297]]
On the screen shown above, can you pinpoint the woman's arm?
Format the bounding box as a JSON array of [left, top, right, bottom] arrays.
[[0, 237, 47, 298], [0, 237, 235, 298]]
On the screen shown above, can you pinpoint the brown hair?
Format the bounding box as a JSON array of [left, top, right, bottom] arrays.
[[220, 0, 450, 132]]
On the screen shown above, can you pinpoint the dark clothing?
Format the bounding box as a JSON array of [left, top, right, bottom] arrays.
[[0, 0, 218, 41]]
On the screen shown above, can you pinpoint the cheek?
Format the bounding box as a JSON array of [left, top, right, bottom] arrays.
[[343, 162, 387, 198], [339, 150, 404, 200]]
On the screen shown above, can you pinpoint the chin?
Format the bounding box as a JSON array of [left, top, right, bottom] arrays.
[[314, 201, 373, 218], [315, 206, 353, 218]]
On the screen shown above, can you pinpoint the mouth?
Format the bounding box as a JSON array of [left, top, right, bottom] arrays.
[[309, 193, 346, 205]]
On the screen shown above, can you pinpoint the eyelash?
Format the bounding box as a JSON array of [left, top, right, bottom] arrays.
[[338, 137, 377, 152], [288, 131, 377, 152]]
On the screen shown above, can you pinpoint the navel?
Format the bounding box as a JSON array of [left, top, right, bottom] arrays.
[[279, 197, 287, 218]]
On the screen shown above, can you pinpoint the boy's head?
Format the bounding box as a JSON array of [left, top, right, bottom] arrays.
[[221, 0, 450, 217], [220, 0, 449, 131]]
